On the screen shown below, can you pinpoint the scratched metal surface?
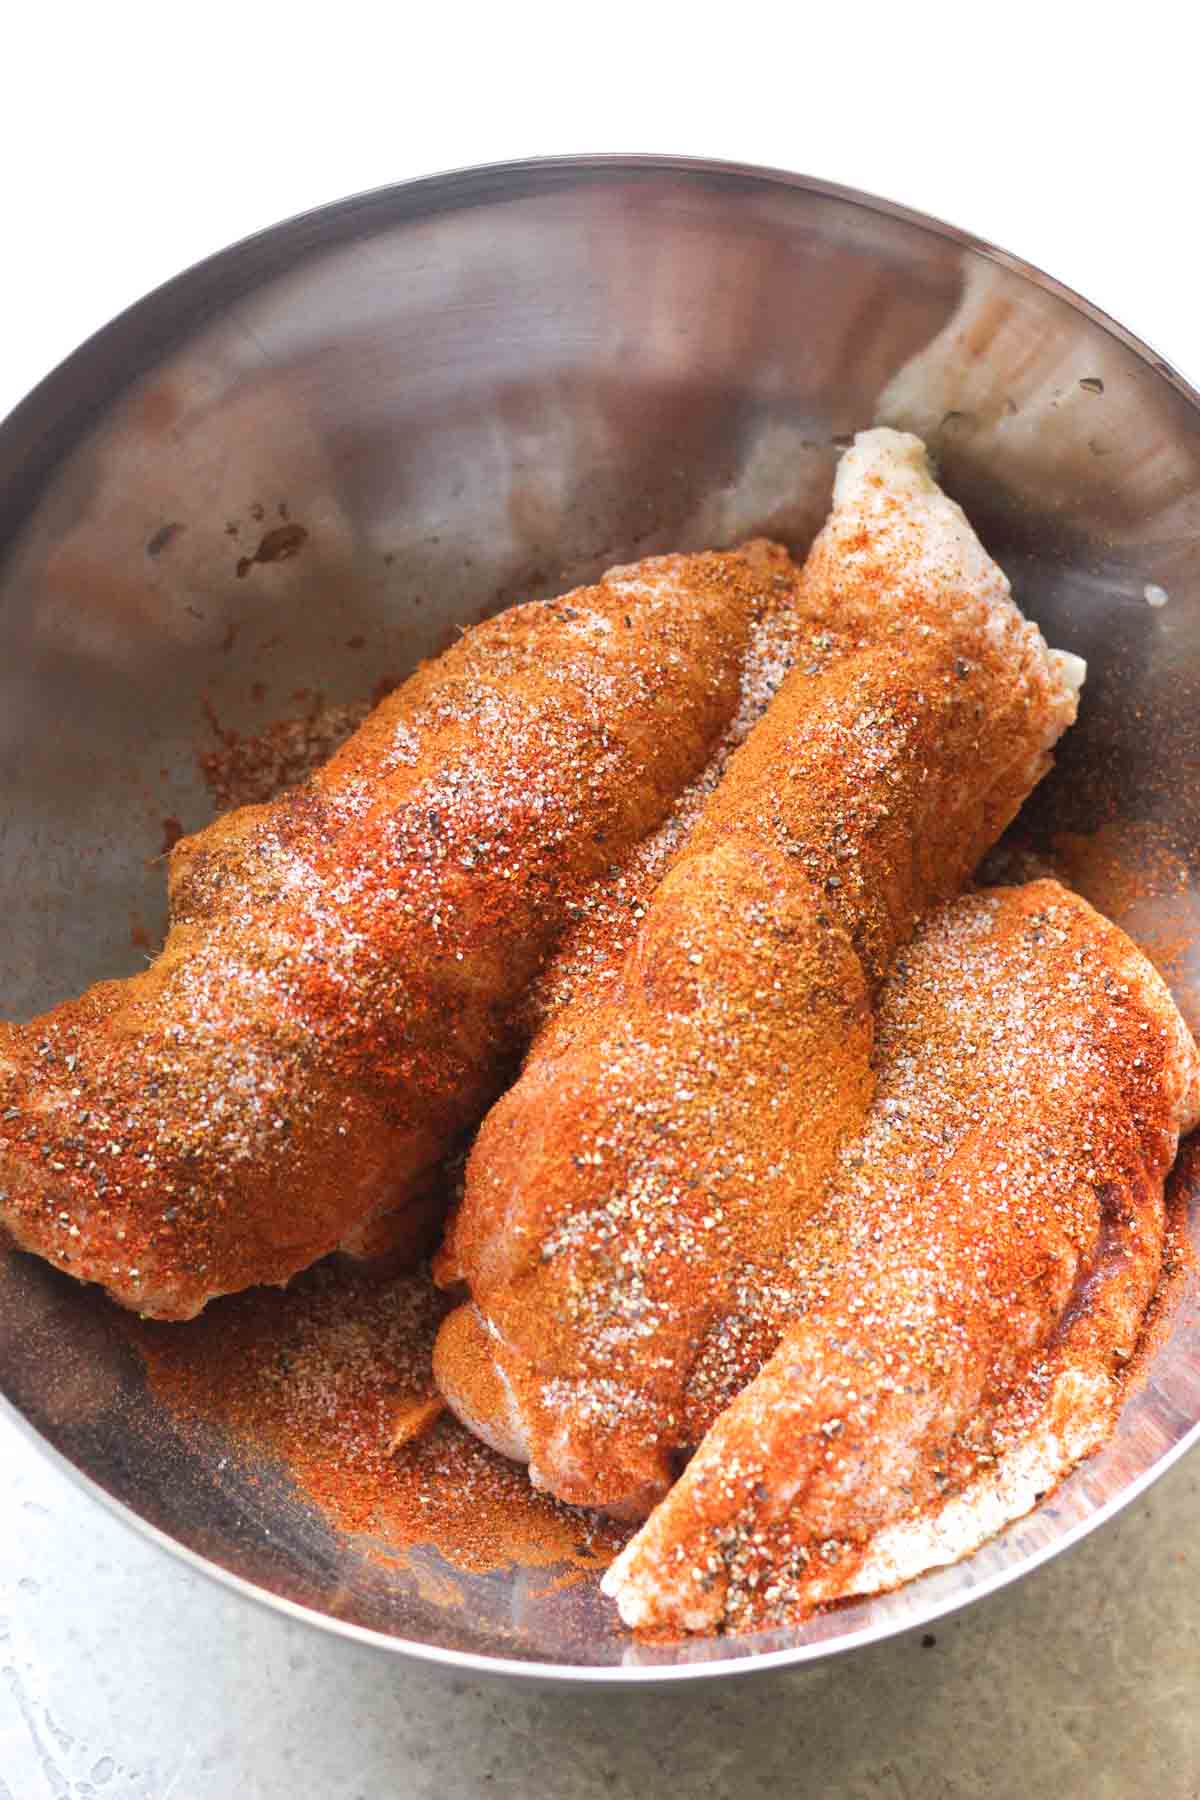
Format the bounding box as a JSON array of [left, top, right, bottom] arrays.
[[1, 158, 1199, 1679]]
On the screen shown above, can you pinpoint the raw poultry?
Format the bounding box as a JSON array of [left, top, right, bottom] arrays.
[[434, 430, 1084, 1515], [0, 542, 797, 1317]]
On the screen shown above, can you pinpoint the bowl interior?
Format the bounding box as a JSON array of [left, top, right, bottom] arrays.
[[3, 158, 1200, 1677]]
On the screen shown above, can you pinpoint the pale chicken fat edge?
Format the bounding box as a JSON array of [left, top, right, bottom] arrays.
[[842, 430, 1086, 698]]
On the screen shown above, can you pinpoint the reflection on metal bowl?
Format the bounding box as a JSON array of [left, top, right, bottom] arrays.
[[1, 155, 1199, 1681]]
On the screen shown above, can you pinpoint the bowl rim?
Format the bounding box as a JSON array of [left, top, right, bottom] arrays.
[[3, 150, 1199, 1685]]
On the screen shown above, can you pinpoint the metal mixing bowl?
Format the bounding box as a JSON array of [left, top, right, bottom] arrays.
[[3, 156, 1199, 1682]]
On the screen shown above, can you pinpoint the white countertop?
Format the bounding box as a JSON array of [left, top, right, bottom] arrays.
[[2, 7, 1198, 1794]]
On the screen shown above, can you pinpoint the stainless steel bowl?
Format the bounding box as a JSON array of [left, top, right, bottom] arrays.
[[3, 155, 1199, 1682]]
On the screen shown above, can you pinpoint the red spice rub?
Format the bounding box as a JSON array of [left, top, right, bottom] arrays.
[[0, 543, 794, 1318], [603, 882, 1200, 1635], [198, 694, 378, 813], [125, 1260, 626, 1578], [435, 429, 1082, 1516]]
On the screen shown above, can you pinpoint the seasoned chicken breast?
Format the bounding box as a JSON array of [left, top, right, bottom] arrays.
[[434, 430, 1084, 1513], [0, 543, 794, 1318], [604, 882, 1200, 1633]]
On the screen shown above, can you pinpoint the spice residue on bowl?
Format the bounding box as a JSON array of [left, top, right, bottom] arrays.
[[197, 685, 398, 812], [123, 1257, 628, 1582]]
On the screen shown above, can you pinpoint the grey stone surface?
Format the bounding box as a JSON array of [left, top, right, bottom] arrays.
[[1, 1411, 1197, 1798]]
